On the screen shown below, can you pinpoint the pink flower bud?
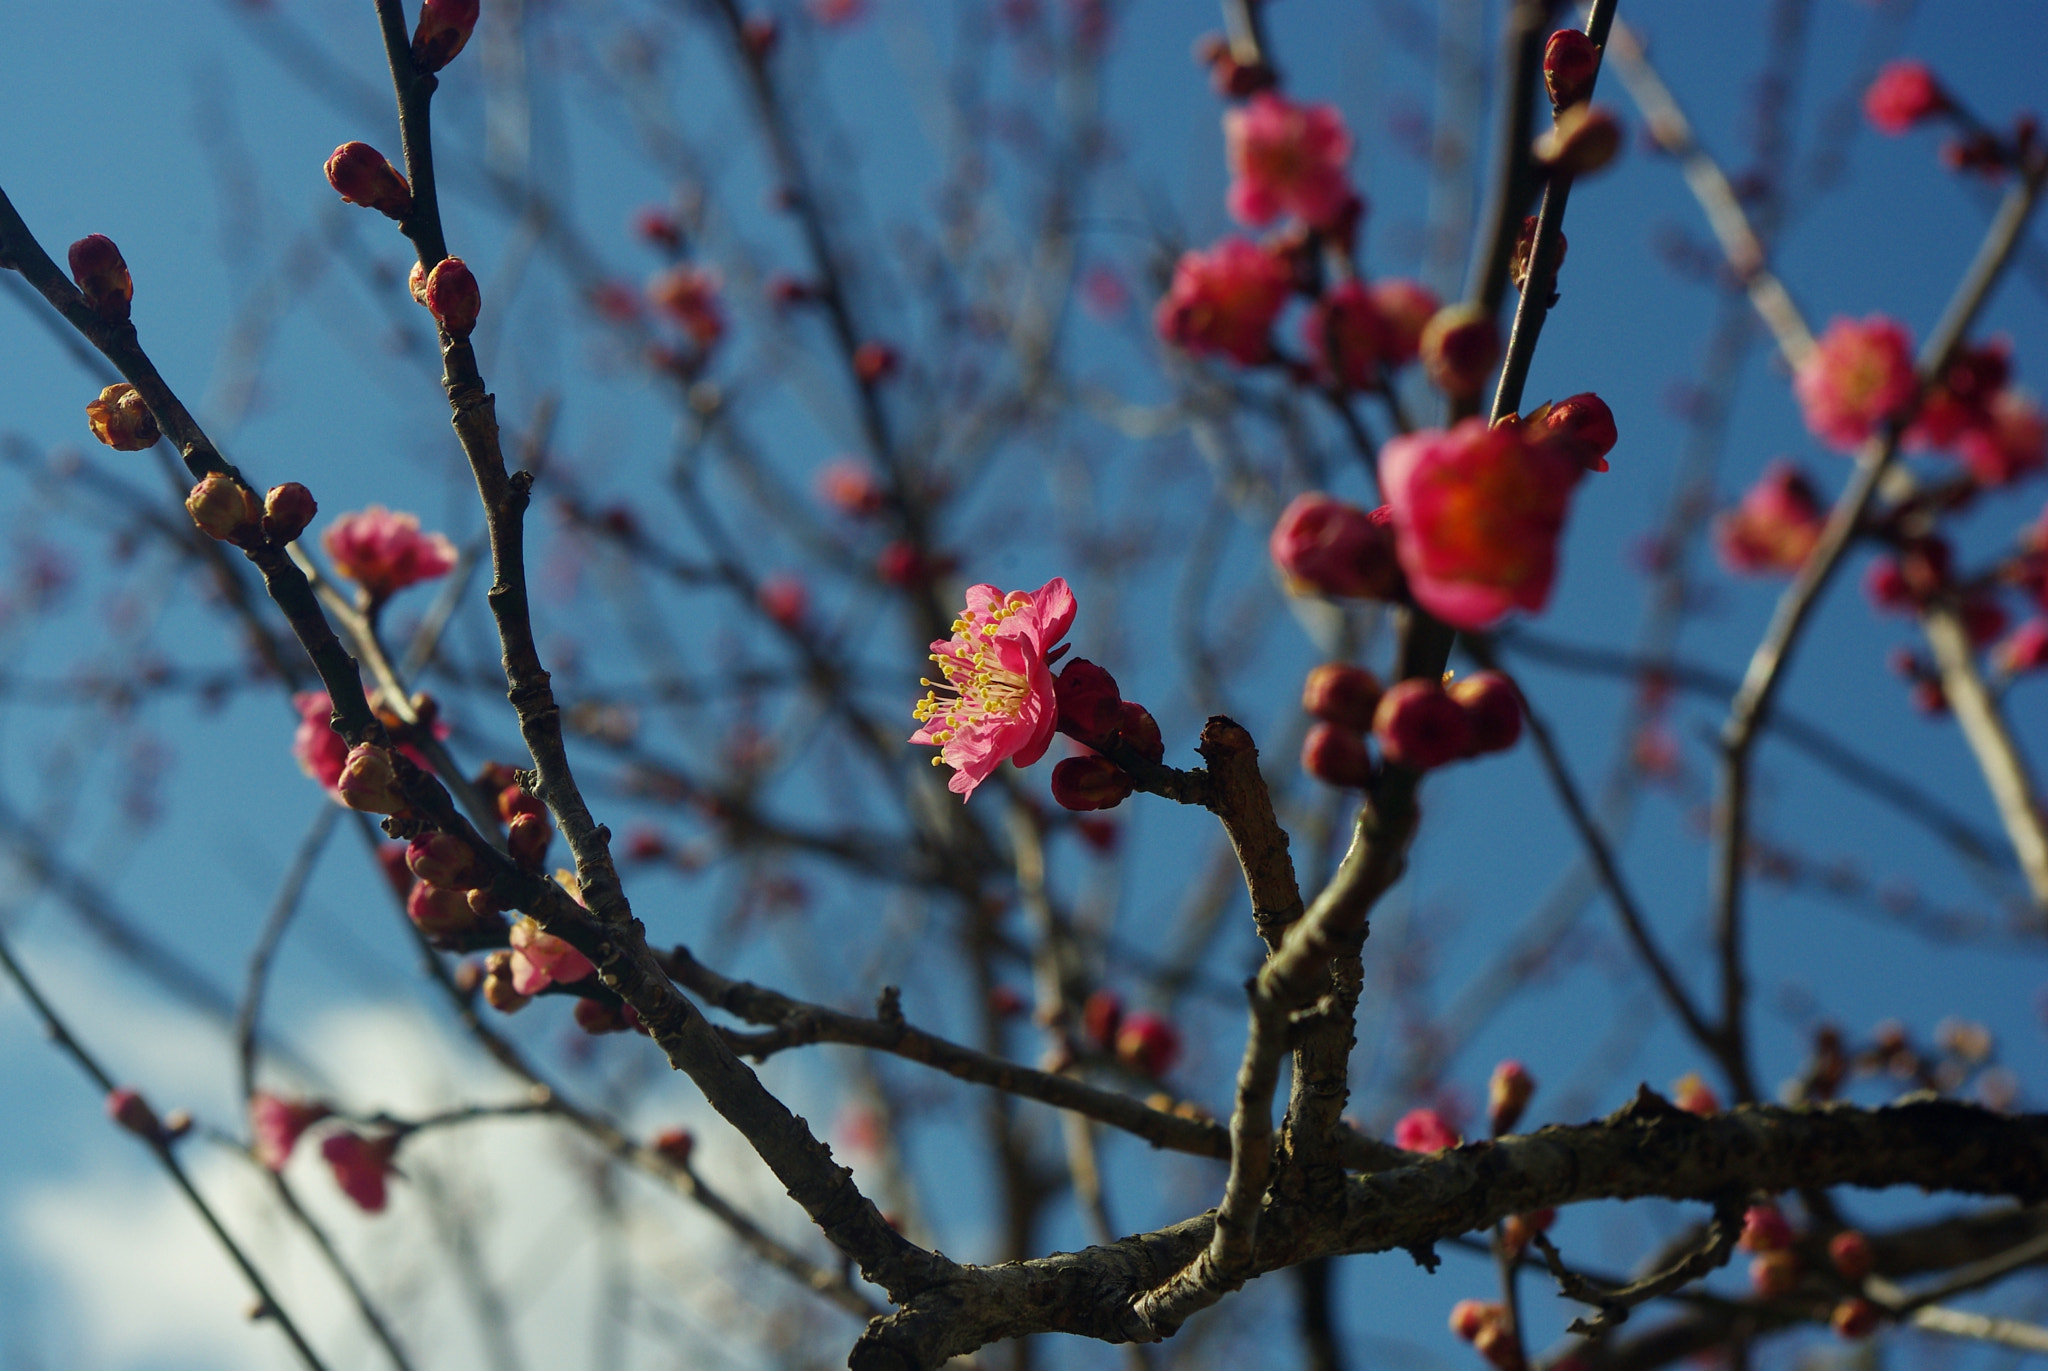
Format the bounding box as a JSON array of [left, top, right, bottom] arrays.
[[411, 0, 480, 73], [1487, 1059, 1535, 1135], [573, 997, 631, 1035], [481, 949, 531, 1013], [1302, 663, 1384, 731], [337, 744, 410, 816], [1154, 236, 1292, 366], [250, 1093, 330, 1171], [1269, 493, 1403, 599], [1829, 1229, 1875, 1281], [1831, 1297, 1881, 1340], [1051, 755, 1134, 811], [507, 811, 551, 870], [1301, 722, 1373, 787], [1864, 60, 1948, 135], [67, 234, 133, 322], [86, 382, 159, 451], [1081, 988, 1122, 1049], [1509, 215, 1568, 296], [1749, 1250, 1799, 1297], [1419, 304, 1501, 399], [1543, 29, 1600, 108], [324, 142, 412, 220], [1449, 671, 1524, 755], [261, 483, 318, 543], [422, 257, 480, 337], [1055, 659, 1124, 744], [1527, 393, 1616, 472], [1113, 702, 1165, 764], [1534, 105, 1623, 176], [1303, 279, 1389, 389], [321, 1130, 396, 1212], [653, 1126, 696, 1167], [406, 881, 475, 936], [853, 340, 899, 384], [408, 831, 482, 890], [1499, 1208, 1555, 1258], [1369, 278, 1439, 368], [1114, 1012, 1181, 1078], [1449, 1298, 1500, 1343], [1672, 1072, 1721, 1114], [1373, 679, 1474, 771], [1394, 1106, 1461, 1153], [1739, 1204, 1795, 1253], [106, 1087, 162, 1141], [185, 474, 265, 543], [759, 575, 808, 628]]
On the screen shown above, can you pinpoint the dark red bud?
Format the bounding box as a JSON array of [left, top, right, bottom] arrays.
[[67, 234, 133, 321], [1301, 663, 1384, 732], [1301, 722, 1373, 787], [1543, 29, 1601, 109], [1050, 755, 1134, 811], [1055, 659, 1124, 744]]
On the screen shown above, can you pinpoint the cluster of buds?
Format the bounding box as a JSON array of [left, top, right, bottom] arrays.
[[1448, 1298, 1522, 1371], [1533, 25, 1622, 183], [1048, 660, 1163, 812], [68, 234, 133, 322], [1741, 1202, 1803, 1297], [1303, 668, 1524, 786], [1075, 989, 1181, 1079]]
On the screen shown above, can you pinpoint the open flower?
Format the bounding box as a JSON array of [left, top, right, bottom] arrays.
[[1154, 237, 1292, 366], [1381, 417, 1585, 629], [1223, 93, 1356, 229], [1715, 461, 1827, 575], [322, 1131, 397, 1213], [251, 1094, 330, 1172], [322, 506, 457, 602], [508, 914, 595, 994], [911, 578, 1076, 799], [1394, 1107, 1461, 1153], [1794, 316, 1917, 452]]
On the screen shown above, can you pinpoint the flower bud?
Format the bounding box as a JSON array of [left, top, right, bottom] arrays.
[[1672, 1071, 1721, 1114], [1448, 671, 1524, 755], [653, 1126, 696, 1167], [497, 781, 546, 825], [1269, 493, 1403, 599], [1051, 755, 1134, 811], [411, 0, 480, 73], [1500, 1208, 1555, 1258], [574, 997, 631, 1035], [1114, 1012, 1181, 1078], [758, 575, 807, 628], [1473, 1322, 1524, 1371], [1373, 679, 1474, 771], [422, 257, 481, 337], [1534, 105, 1623, 177], [67, 234, 133, 322], [1419, 304, 1501, 399], [1487, 1059, 1535, 1135], [1527, 392, 1617, 472], [1740, 1204, 1794, 1253], [86, 383, 159, 451], [853, 340, 899, 384], [408, 831, 482, 890], [322, 1130, 397, 1212], [258, 483, 318, 544], [482, 949, 531, 1013], [1449, 1299, 1499, 1343], [407, 881, 475, 936], [1301, 722, 1373, 788], [1831, 1297, 1880, 1340], [465, 886, 505, 919], [507, 811, 552, 869], [1370, 279, 1439, 367], [251, 1093, 330, 1171], [1081, 988, 1122, 1049], [1055, 659, 1124, 744], [1302, 663, 1383, 731], [106, 1087, 162, 1141], [325, 142, 413, 220], [1543, 29, 1600, 109], [185, 474, 265, 543], [1110, 702, 1162, 764], [1509, 215, 1568, 296], [1864, 60, 1948, 135], [1749, 1250, 1799, 1297], [1829, 1229, 1875, 1281], [1395, 1106, 1462, 1153], [337, 744, 410, 815]]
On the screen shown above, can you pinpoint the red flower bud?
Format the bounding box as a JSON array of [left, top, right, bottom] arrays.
[[497, 781, 546, 825], [1831, 1297, 1881, 1340], [1373, 679, 1474, 771], [1114, 1012, 1181, 1078], [1510, 215, 1568, 297], [1081, 988, 1122, 1049], [325, 142, 413, 220], [411, 0, 480, 74], [1749, 1250, 1799, 1297], [1269, 494, 1403, 600], [759, 574, 808, 628], [422, 257, 481, 337], [86, 383, 159, 451], [406, 881, 475, 936], [1864, 60, 1948, 136], [408, 831, 482, 890], [67, 234, 133, 322], [1302, 663, 1383, 731], [853, 340, 899, 384], [1301, 722, 1373, 787], [1740, 1204, 1795, 1254], [1419, 304, 1501, 400], [653, 1126, 695, 1167], [1115, 702, 1164, 763], [1534, 105, 1623, 177], [1527, 392, 1617, 472], [1051, 755, 1134, 811], [1672, 1072, 1721, 1114], [507, 811, 551, 870], [185, 474, 265, 543], [574, 998, 631, 1035], [1488, 1059, 1535, 1135], [261, 483, 318, 543], [1448, 671, 1524, 755], [1055, 659, 1124, 744], [338, 744, 410, 816], [107, 1087, 162, 1142], [1543, 29, 1600, 109], [1829, 1229, 1875, 1281]]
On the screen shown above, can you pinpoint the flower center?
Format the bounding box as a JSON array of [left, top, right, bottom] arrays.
[[911, 595, 1034, 749]]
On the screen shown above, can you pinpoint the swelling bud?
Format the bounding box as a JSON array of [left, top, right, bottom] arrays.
[[325, 142, 413, 220], [411, 0, 480, 73], [423, 257, 481, 337], [185, 474, 264, 544], [337, 744, 410, 815], [67, 234, 133, 321], [86, 383, 159, 451], [263, 483, 318, 543]]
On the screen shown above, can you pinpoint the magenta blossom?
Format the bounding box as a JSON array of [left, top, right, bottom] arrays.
[[1394, 1107, 1462, 1154], [292, 691, 351, 794], [322, 1131, 397, 1213], [1793, 316, 1918, 452], [911, 578, 1077, 799], [1154, 237, 1292, 366], [1714, 462, 1827, 576], [1864, 60, 1948, 135], [251, 1093, 330, 1172], [508, 914, 596, 995], [322, 506, 457, 601], [1223, 93, 1356, 229]]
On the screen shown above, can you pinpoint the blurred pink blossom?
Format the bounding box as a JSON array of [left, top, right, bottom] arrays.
[[1223, 93, 1356, 229], [322, 506, 457, 601]]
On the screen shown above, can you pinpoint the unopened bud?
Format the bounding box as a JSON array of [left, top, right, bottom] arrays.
[[1831, 1297, 1880, 1340], [853, 340, 898, 384], [653, 1126, 695, 1167], [1301, 663, 1383, 731], [1528, 392, 1617, 472], [1081, 988, 1122, 1048], [1449, 1299, 1497, 1343], [1419, 304, 1501, 399], [67, 234, 133, 322], [1055, 659, 1124, 744], [1115, 702, 1164, 764], [481, 949, 531, 1013], [325, 142, 413, 220], [1114, 1012, 1181, 1078], [1509, 215, 1567, 296], [1373, 679, 1475, 771], [423, 257, 481, 337], [1829, 1229, 1874, 1281], [507, 811, 552, 869], [1050, 755, 1134, 811], [1673, 1072, 1722, 1114], [107, 1087, 162, 1141], [1740, 1204, 1794, 1254], [1749, 1250, 1799, 1297], [1487, 1059, 1535, 1135], [407, 881, 476, 936], [262, 483, 318, 543], [185, 474, 265, 543], [408, 831, 481, 890], [465, 886, 505, 919], [573, 997, 631, 1035], [1543, 29, 1600, 109], [1448, 671, 1524, 755], [408, 260, 430, 306], [338, 744, 410, 815], [1534, 104, 1623, 177], [411, 0, 480, 74], [1301, 722, 1373, 787], [86, 383, 159, 451]]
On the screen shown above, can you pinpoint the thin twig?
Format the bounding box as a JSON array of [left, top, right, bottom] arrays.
[[1531, 1199, 1744, 1336]]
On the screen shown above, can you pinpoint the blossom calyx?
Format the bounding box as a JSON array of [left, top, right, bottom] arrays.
[[185, 474, 265, 544], [1419, 304, 1500, 400], [1448, 671, 1523, 755], [1302, 722, 1373, 788], [1534, 105, 1623, 177], [1543, 29, 1600, 109], [1525, 393, 1617, 472], [1373, 679, 1474, 771], [1301, 663, 1383, 731], [68, 234, 133, 321], [1269, 493, 1402, 599], [1051, 755, 1134, 811], [423, 257, 481, 337], [325, 142, 413, 220], [1487, 1059, 1535, 1135], [337, 744, 410, 816], [262, 483, 318, 544], [411, 0, 480, 74], [86, 383, 159, 451]]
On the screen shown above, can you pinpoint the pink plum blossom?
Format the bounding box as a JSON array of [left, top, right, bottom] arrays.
[[1380, 418, 1584, 629], [508, 914, 596, 994], [1794, 316, 1918, 452], [322, 506, 457, 601], [292, 691, 350, 794], [1864, 60, 1948, 135], [911, 578, 1076, 799], [1154, 237, 1292, 366], [1908, 341, 2009, 450], [1715, 462, 1827, 575], [648, 265, 725, 349], [1223, 93, 1356, 229], [1394, 1106, 1461, 1153], [1957, 391, 2047, 487], [322, 1131, 396, 1212], [251, 1093, 330, 1172]]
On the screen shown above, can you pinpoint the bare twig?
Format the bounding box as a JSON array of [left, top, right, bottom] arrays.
[[1531, 1200, 1744, 1336]]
